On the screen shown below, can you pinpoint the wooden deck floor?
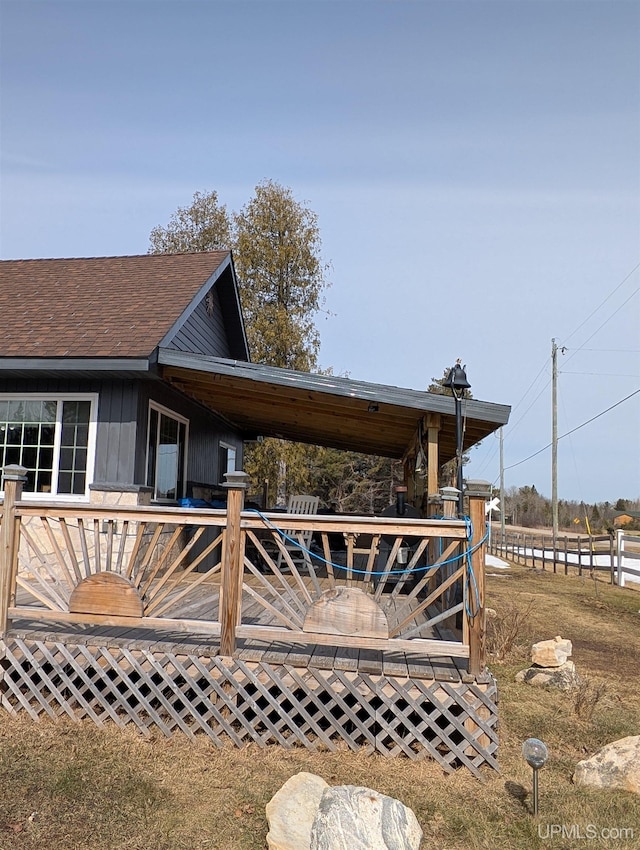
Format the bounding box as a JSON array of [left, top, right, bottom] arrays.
[[6, 616, 487, 684]]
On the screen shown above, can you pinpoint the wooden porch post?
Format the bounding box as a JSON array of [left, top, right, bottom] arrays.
[[426, 413, 440, 514], [219, 471, 250, 657], [0, 465, 28, 635], [466, 480, 490, 676]]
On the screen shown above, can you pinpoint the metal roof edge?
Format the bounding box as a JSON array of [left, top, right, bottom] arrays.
[[157, 348, 511, 424], [0, 357, 152, 372]]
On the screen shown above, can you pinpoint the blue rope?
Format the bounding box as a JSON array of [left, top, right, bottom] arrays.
[[246, 507, 487, 579]]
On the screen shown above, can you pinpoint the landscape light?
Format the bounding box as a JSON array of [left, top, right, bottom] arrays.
[[522, 737, 548, 815]]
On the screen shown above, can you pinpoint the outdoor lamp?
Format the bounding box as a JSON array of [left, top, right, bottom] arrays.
[[522, 737, 548, 815], [443, 361, 470, 515]]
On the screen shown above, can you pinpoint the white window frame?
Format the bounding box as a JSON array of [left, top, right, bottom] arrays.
[[146, 401, 189, 502], [219, 441, 237, 479], [0, 393, 98, 502]]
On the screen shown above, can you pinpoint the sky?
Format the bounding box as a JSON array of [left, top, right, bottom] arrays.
[[1, 0, 638, 504]]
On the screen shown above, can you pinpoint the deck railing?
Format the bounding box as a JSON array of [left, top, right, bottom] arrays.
[[0, 466, 488, 673]]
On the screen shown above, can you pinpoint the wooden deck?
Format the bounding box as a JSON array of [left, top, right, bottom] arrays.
[[0, 478, 498, 776], [1, 618, 497, 775]]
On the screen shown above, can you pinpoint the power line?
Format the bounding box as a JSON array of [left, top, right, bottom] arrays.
[[560, 371, 640, 378], [563, 285, 640, 367], [562, 261, 640, 346], [566, 348, 640, 353], [503, 387, 640, 473]]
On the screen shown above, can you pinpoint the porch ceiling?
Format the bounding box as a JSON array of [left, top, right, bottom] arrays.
[[158, 349, 510, 462]]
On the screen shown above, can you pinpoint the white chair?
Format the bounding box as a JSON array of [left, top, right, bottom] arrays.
[[276, 494, 319, 569]]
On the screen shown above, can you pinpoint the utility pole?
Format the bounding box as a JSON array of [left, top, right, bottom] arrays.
[[551, 339, 558, 548], [500, 426, 505, 547]]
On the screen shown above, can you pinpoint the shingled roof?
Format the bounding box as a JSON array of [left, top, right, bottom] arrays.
[[0, 252, 234, 358]]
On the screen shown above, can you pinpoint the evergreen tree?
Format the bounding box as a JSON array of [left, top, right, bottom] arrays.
[[149, 183, 330, 503]]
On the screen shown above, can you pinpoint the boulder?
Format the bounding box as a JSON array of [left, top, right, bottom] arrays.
[[266, 772, 329, 850], [516, 660, 580, 691], [573, 736, 640, 795], [310, 785, 423, 850], [531, 636, 573, 668]]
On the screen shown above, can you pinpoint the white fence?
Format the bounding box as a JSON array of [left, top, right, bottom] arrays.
[[616, 530, 640, 587], [490, 528, 640, 585]]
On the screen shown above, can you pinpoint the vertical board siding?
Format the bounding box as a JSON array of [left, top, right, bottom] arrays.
[[95, 381, 139, 485], [167, 285, 231, 358]]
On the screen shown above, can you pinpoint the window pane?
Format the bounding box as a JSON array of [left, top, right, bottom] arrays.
[[58, 471, 72, 494], [0, 401, 8, 421], [23, 425, 40, 445], [36, 470, 52, 493], [72, 472, 86, 495], [7, 401, 24, 421], [59, 447, 74, 470], [7, 424, 22, 445], [40, 424, 55, 446], [43, 401, 57, 422], [22, 447, 37, 470], [61, 424, 76, 447], [23, 401, 44, 422], [38, 446, 54, 469], [5, 447, 20, 465]]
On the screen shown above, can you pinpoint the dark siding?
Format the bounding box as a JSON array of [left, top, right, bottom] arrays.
[[167, 284, 231, 358], [94, 381, 139, 484], [136, 380, 243, 493]]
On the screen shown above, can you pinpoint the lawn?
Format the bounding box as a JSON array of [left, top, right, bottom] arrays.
[[1, 563, 639, 849]]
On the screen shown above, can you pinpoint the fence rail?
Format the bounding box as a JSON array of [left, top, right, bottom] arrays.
[[490, 526, 640, 586]]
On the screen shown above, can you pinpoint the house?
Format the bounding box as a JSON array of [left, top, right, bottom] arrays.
[[0, 252, 510, 509], [0, 252, 513, 772], [613, 511, 640, 529], [0, 253, 248, 507]]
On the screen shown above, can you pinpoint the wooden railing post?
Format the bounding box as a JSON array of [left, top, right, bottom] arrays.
[[0, 465, 28, 635], [219, 470, 250, 657], [466, 480, 490, 676]]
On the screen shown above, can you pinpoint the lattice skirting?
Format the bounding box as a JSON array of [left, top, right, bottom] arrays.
[[0, 637, 498, 777]]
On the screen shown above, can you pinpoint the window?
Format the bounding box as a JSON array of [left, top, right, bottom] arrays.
[[0, 395, 97, 497], [146, 403, 188, 501], [218, 441, 237, 480]]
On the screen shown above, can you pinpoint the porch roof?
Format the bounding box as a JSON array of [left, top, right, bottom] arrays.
[[158, 348, 511, 462]]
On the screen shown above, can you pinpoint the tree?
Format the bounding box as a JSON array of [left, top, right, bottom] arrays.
[[309, 448, 402, 515], [149, 191, 231, 254], [233, 180, 327, 371], [149, 182, 330, 503]]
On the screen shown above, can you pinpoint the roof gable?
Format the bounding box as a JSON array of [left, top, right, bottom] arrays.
[[0, 252, 248, 361]]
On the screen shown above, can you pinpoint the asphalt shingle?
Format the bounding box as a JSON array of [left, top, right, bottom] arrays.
[[0, 252, 230, 358]]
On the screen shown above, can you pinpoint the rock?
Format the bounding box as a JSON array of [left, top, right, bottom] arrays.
[[310, 785, 422, 850], [266, 772, 329, 850], [516, 660, 580, 691], [573, 737, 640, 794], [531, 636, 573, 667]]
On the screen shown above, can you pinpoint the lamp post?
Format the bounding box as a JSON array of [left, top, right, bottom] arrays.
[[443, 362, 471, 516]]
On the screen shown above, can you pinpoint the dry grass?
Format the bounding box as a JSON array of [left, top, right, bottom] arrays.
[[1, 564, 640, 849]]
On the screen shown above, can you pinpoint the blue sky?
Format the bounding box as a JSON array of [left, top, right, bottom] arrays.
[[1, 0, 638, 503]]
